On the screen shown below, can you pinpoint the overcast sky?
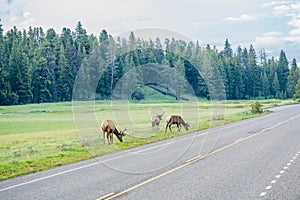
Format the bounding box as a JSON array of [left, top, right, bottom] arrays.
[[1, 0, 300, 64]]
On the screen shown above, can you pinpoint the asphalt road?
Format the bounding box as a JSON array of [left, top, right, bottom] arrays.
[[1, 104, 300, 200]]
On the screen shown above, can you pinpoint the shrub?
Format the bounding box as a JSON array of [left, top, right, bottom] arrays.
[[251, 100, 263, 114], [292, 94, 296, 103]]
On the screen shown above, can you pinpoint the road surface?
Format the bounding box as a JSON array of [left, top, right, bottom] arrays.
[[1, 104, 300, 199]]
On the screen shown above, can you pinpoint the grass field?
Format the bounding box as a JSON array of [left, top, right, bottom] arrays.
[[0, 99, 293, 180]]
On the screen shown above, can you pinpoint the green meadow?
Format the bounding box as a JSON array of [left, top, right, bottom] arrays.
[[0, 99, 292, 180]]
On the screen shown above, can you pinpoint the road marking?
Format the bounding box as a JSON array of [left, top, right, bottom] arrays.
[[260, 192, 267, 197], [101, 136, 258, 199], [0, 161, 100, 192], [290, 160, 294, 162], [102, 156, 206, 200], [259, 150, 300, 198], [265, 185, 272, 190], [96, 193, 115, 200], [234, 137, 245, 143], [185, 155, 203, 163]]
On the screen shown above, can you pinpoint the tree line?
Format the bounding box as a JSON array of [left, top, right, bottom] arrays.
[[0, 21, 299, 105]]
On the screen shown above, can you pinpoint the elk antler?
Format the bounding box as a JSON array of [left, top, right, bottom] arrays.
[[122, 127, 127, 136]]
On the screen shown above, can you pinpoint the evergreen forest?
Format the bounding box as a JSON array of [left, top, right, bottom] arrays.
[[0, 21, 300, 105]]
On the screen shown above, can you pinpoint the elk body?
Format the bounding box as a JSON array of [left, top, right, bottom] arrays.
[[151, 112, 164, 128], [165, 115, 189, 133], [101, 120, 126, 144]]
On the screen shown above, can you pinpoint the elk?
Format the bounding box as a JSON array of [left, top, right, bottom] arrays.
[[101, 120, 127, 144], [165, 115, 189, 133], [151, 112, 164, 128]]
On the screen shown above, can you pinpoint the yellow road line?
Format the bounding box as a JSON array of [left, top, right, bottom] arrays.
[[185, 155, 203, 163], [96, 192, 115, 200], [99, 113, 300, 200]]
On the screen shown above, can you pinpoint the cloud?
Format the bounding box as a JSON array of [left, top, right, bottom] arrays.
[[289, 28, 300, 35], [273, 4, 294, 16], [0, 0, 37, 30], [264, 31, 283, 37], [255, 35, 279, 46], [262, 1, 291, 8], [223, 14, 258, 22], [265, 0, 300, 49]]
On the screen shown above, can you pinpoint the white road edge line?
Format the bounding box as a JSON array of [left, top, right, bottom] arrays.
[[0, 162, 100, 192]]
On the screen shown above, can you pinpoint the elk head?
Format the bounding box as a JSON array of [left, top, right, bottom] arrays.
[[157, 111, 165, 120], [115, 127, 127, 142], [183, 123, 190, 131]]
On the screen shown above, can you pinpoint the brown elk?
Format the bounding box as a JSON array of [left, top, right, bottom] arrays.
[[151, 112, 164, 128], [101, 120, 127, 144], [165, 115, 189, 133]]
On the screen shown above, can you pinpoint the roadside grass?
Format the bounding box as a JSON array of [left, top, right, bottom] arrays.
[[0, 99, 293, 180]]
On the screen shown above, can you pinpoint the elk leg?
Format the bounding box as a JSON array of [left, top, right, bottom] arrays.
[[107, 134, 110, 145], [169, 124, 172, 133], [102, 131, 105, 144], [177, 123, 180, 131]]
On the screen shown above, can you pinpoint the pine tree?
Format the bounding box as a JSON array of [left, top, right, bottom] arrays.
[[0, 19, 6, 104], [58, 44, 73, 101], [277, 50, 289, 94], [75, 21, 90, 54], [154, 38, 164, 64], [286, 59, 300, 98], [8, 38, 32, 104], [295, 80, 300, 98], [142, 40, 156, 64], [261, 71, 270, 98], [249, 44, 257, 67], [223, 39, 233, 58], [272, 72, 280, 98]]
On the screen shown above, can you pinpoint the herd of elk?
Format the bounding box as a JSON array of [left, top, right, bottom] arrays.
[[101, 120, 127, 144], [165, 115, 190, 133], [101, 114, 189, 144]]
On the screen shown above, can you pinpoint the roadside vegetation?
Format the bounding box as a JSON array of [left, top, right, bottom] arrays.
[[0, 98, 294, 180]]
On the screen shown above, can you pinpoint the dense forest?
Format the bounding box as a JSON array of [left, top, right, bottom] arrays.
[[0, 21, 300, 105]]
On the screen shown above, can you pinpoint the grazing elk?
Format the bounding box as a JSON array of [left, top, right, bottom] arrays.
[[151, 112, 164, 128], [165, 115, 189, 133], [101, 120, 127, 144]]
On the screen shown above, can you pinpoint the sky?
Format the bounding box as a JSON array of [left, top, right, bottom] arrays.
[[1, 0, 300, 64]]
